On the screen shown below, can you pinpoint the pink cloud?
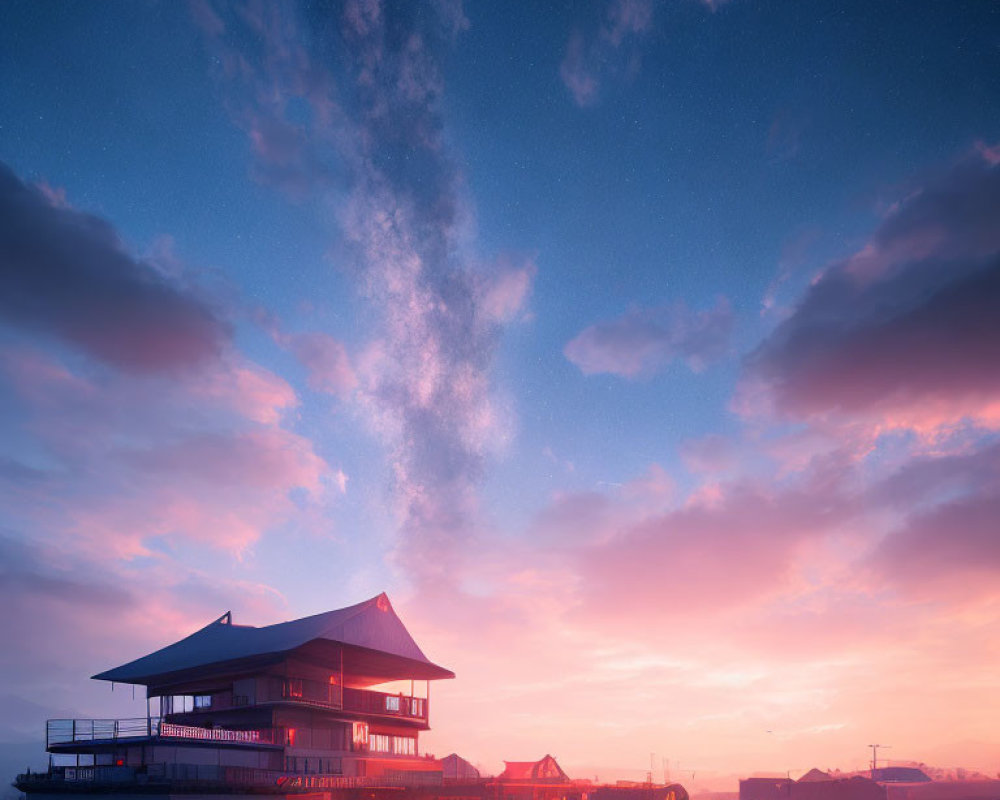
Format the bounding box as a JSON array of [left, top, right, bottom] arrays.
[[477, 257, 535, 323], [679, 433, 739, 474], [282, 331, 357, 395], [975, 139, 1000, 166], [573, 480, 853, 628], [602, 0, 654, 47], [565, 297, 734, 377], [121, 429, 326, 495], [0, 343, 332, 560], [559, 0, 656, 108], [560, 31, 599, 107], [191, 359, 299, 424], [37, 426, 330, 559]]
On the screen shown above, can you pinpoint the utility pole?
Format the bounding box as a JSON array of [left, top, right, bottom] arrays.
[[868, 744, 890, 778]]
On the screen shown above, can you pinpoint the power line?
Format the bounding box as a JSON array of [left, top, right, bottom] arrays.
[[868, 744, 891, 778]]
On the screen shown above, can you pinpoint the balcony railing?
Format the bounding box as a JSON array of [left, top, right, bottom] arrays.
[[156, 680, 430, 722], [47, 718, 278, 748], [343, 687, 427, 720], [247, 678, 427, 720], [18, 764, 446, 791]]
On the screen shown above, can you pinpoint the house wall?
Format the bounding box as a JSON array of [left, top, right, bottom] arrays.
[[135, 744, 279, 769]]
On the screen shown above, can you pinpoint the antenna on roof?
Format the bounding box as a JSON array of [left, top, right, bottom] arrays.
[[219, 611, 232, 625]]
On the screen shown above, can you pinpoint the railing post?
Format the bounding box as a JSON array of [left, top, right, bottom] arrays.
[[72, 719, 76, 743]]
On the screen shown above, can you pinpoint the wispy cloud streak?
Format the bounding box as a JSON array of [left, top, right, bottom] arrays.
[[195, 1, 533, 589]]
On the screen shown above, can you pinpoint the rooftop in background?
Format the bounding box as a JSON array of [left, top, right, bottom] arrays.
[[93, 593, 455, 687], [499, 755, 570, 783], [871, 768, 931, 784], [798, 770, 833, 783]]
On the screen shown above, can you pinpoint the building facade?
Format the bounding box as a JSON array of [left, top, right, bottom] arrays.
[[24, 593, 453, 793]]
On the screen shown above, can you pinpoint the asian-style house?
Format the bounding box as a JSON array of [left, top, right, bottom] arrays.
[[18, 594, 453, 793], [14, 593, 691, 800]]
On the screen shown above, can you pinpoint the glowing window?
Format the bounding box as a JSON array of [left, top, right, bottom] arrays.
[[352, 722, 369, 748]]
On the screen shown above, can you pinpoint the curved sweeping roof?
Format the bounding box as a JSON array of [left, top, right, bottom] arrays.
[[93, 593, 454, 686]]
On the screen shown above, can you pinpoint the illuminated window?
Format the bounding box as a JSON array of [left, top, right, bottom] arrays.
[[352, 722, 369, 749], [385, 696, 400, 712], [193, 695, 211, 709], [369, 734, 391, 753], [392, 736, 416, 756], [286, 679, 303, 698]]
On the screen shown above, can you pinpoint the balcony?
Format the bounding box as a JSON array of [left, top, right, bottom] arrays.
[[46, 718, 280, 749], [249, 678, 427, 721], [343, 687, 426, 721], [159, 679, 429, 723]]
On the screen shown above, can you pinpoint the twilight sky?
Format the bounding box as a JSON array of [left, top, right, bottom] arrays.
[[1, 0, 999, 790]]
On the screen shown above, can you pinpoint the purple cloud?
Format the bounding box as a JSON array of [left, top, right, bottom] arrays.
[[743, 150, 1000, 432], [565, 297, 734, 377], [0, 162, 228, 372]]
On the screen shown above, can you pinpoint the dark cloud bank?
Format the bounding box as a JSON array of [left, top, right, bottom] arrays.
[[0, 162, 228, 372]]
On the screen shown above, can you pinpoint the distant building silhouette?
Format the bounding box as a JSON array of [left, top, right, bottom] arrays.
[[499, 755, 571, 783], [441, 752, 480, 781]]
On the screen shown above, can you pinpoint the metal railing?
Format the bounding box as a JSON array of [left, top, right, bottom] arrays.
[[343, 687, 427, 720], [46, 718, 278, 748], [251, 678, 428, 720], [47, 718, 159, 747], [19, 764, 447, 790]]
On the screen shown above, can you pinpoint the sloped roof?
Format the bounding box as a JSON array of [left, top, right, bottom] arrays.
[[871, 767, 930, 783], [441, 753, 481, 780], [798, 769, 833, 782], [93, 593, 454, 685], [499, 755, 570, 783]]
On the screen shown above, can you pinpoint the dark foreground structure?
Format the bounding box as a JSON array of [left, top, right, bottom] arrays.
[[14, 594, 688, 800]]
